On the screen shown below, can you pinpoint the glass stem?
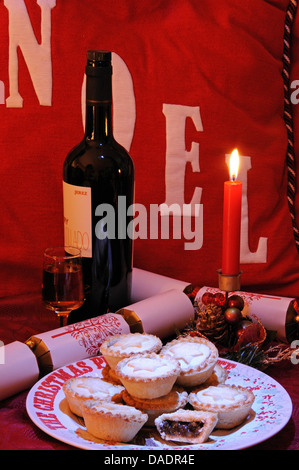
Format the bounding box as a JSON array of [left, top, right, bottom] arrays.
[[57, 313, 68, 328]]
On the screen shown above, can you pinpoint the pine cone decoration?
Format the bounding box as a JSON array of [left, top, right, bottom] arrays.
[[195, 301, 228, 345]]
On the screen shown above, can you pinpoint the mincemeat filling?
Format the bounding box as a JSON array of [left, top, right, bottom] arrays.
[[160, 419, 204, 437]]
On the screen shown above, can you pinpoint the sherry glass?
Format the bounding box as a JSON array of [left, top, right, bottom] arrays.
[[42, 246, 84, 327]]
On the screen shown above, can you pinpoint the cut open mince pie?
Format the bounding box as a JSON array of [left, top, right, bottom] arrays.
[[81, 400, 148, 443], [100, 333, 163, 369], [121, 385, 188, 426], [155, 408, 218, 444], [189, 384, 255, 429], [62, 376, 124, 417], [114, 353, 181, 399], [161, 335, 218, 387]]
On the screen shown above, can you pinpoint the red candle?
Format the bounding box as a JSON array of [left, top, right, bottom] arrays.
[[222, 149, 242, 276]]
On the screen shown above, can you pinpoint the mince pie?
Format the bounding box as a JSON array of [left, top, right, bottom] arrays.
[[203, 363, 228, 387], [189, 384, 255, 429], [62, 376, 124, 417], [121, 385, 188, 426], [101, 363, 123, 385], [114, 353, 181, 399], [161, 335, 218, 387], [155, 408, 218, 444], [100, 333, 163, 369], [81, 400, 148, 442]]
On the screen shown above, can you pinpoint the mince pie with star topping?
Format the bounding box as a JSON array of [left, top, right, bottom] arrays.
[[121, 385, 188, 426], [62, 376, 124, 417], [188, 383, 255, 429], [100, 333, 163, 369], [155, 408, 218, 444], [81, 400, 148, 442], [161, 335, 218, 387], [202, 362, 228, 387], [114, 353, 181, 399]]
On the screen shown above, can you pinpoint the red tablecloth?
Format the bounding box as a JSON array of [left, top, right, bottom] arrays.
[[1, 293, 299, 450]]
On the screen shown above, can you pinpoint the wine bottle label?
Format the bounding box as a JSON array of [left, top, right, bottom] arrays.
[[63, 181, 92, 258]]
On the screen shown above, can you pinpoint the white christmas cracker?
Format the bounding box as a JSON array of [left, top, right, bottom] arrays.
[[0, 341, 40, 401], [25, 312, 130, 375], [196, 286, 298, 342], [117, 289, 195, 338], [131, 267, 192, 302]]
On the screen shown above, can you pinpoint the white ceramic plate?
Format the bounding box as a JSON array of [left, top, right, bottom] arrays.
[[26, 356, 292, 450]]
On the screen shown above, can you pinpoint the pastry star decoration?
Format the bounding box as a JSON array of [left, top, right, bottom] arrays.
[[172, 345, 209, 366], [128, 359, 165, 373], [115, 340, 144, 350], [77, 382, 98, 394]]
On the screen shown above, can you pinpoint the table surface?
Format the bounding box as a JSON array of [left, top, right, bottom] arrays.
[[1, 293, 299, 451]]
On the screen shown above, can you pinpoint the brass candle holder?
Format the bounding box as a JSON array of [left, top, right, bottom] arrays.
[[217, 269, 242, 294]]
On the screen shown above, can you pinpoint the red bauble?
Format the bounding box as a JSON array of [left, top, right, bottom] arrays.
[[224, 307, 242, 325], [236, 320, 252, 338], [227, 294, 244, 311], [214, 292, 226, 306], [293, 299, 299, 314], [202, 292, 215, 305]]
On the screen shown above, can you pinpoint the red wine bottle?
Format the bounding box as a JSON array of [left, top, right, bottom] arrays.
[[63, 50, 134, 322]]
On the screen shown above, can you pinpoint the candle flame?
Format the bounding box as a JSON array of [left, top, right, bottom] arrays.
[[229, 149, 239, 181]]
